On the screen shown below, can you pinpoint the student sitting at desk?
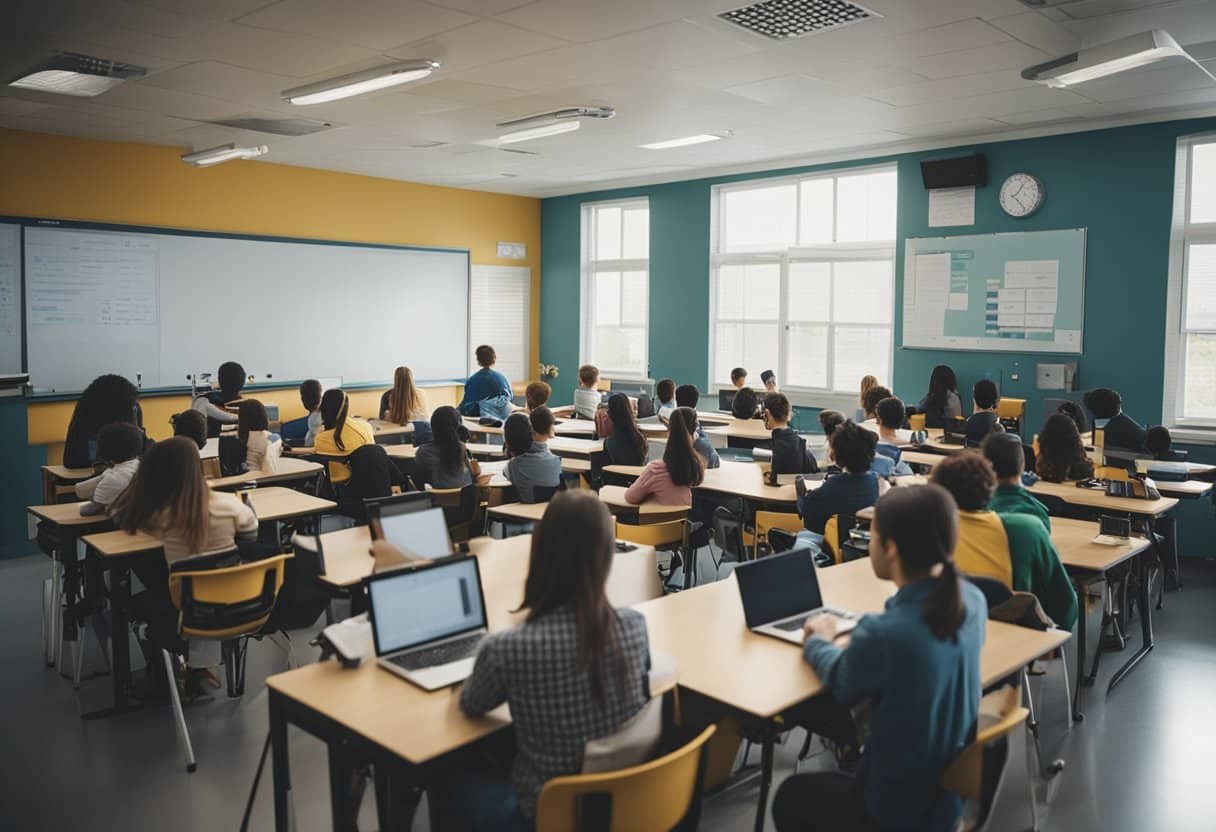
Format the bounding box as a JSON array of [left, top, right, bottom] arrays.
[[1085, 387, 1146, 452], [1057, 400, 1088, 435], [774, 484, 986, 832], [797, 421, 881, 537], [604, 393, 648, 467], [63, 373, 144, 468], [856, 374, 879, 422], [761, 369, 778, 392], [573, 364, 602, 419], [1146, 425, 1185, 461], [313, 389, 376, 485], [860, 384, 892, 424], [655, 377, 677, 423], [625, 410, 704, 507], [237, 399, 280, 474], [459, 344, 513, 421], [75, 422, 143, 516], [964, 380, 1004, 447], [171, 409, 208, 451], [415, 405, 483, 489], [917, 364, 964, 429], [931, 453, 1077, 630], [678, 408, 720, 469], [300, 379, 324, 446], [984, 432, 1050, 531], [765, 392, 817, 475], [502, 410, 561, 503], [432, 491, 652, 828], [192, 361, 245, 438], [731, 386, 761, 420], [379, 366, 427, 425], [524, 380, 551, 412], [731, 366, 748, 389], [1035, 413, 1094, 483], [874, 396, 913, 460]]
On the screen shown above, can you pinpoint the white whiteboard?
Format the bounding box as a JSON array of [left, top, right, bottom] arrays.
[[0, 223, 20, 373], [24, 225, 469, 392]]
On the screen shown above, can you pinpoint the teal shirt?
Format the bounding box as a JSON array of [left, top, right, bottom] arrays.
[[998, 513, 1078, 631], [804, 579, 987, 832], [990, 484, 1051, 531]]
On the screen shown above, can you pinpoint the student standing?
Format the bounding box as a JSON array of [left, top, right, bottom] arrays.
[[502, 410, 561, 503], [774, 485, 986, 832], [603, 393, 648, 467], [797, 421, 881, 535], [931, 453, 1077, 629], [432, 491, 651, 829], [765, 392, 817, 475], [655, 378, 677, 422], [1085, 387, 1147, 451], [983, 432, 1050, 531], [459, 345, 513, 421], [299, 379, 324, 446], [964, 380, 1004, 446], [313, 389, 377, 485], [75, 422, 143, 516], [414, 405, 482, 489], [524, 380, 551, 412], [380, 366, 427, 425], [573, 364, 602, 419], [192, 361, 246, 438], [625, 410, 704, 507], [917, 365, 964, 429], [63, 373, 144, 468], [1035, 413, 1094, 483]]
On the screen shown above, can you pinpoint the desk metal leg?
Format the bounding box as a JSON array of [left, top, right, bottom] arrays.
[[82, 562, 133, 720], [754, 733, 775, 832], [1107, 552, 1155, 694], [270, 694, 292, 832], [1072, 578, 1088, 721]]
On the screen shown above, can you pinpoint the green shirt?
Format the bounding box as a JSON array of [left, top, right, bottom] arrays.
[[990, 484, 1051, 532], [999, 513, 1077, 631]]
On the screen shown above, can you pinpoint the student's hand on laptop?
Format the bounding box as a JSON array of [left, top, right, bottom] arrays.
[[370, 540, 427, 571], [803, 614, 839, 643]]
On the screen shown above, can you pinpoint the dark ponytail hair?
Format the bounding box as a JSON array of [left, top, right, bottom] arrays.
[[607, 393, 646, 463], [664, 408, 705, 487], [503, 412, 534, 458], [320, 389, 351, 450], [431, 405, 471, 475], [872, 483, 965, 640]]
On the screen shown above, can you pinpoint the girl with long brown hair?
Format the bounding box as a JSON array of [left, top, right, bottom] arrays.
[[379, 365, 426, 425], [313, 388, 376, 484], [603, 392, 647, 466], [624, 406, 705, 507]]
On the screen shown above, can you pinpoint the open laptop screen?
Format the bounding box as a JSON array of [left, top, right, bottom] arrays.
[[734, 548, 823, 629], [378, 506, 453, 560], [369, 557, 486, 655]]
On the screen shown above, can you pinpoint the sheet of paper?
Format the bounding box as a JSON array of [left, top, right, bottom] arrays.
[[947, 293, 969, 311], [913, 253, 951, 307], [928, 187, 975, 228], [1005, 259, 1059, 290]]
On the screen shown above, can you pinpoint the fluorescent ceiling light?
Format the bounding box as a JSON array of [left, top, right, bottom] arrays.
[[181, 143, 270, 167], [641, 132, 731, 150], [498, 121, 580, 144], [494, 105, 614, 144], [1022, 29, 1205, 88], [283, 60, 439, 105], [8, 52, 145, 97]]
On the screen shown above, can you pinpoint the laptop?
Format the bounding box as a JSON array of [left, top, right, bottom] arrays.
[[371, 505, 454, 561], [718, 389, 737, 413], [368, 556, 488, 690], [734, 548, 858, 645]]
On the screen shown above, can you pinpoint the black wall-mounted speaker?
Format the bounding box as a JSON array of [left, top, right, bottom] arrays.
[[920, 154, 987, 189]]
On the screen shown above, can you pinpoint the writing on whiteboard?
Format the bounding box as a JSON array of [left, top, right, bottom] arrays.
[[26, 232, 158, 327]]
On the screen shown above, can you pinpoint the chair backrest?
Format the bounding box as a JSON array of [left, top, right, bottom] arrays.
[[822, 514, 858, 565], [345, 444, 396, 499], [616, 519, 686, 549], [532, 483, 561, 504], [536, 725, 716, 832], [1095, 465, 1130, 482], [964, 574, 1014, 612], [941, 685, 1028, 830], [431, 484, 480, 542], [767, 528, 798, 555], [909, 412, 927, 432], [273, 536, 333, 631], [753, 511, 803, 559], [996, 398, 1026, 421], [201, 457, 222, 479], [711, 505, 747, 564], [169, 554, 292, 639]]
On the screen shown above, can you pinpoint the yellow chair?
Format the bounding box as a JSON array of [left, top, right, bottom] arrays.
[[164, 553, 292, 772], [941, 685, 1031, 831], [996, 398, 1027, 421], [615, 519, 687, 550], [822, 514, 860, 565], [535, 725, 716, 832], [753, 511, 803, 559], [909, 412, 927, 432], [1095, 465, 1129, 482]]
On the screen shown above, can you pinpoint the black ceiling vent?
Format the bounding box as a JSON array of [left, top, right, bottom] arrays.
[[206, 116, 332, 136], [718, 0, 880, 40]]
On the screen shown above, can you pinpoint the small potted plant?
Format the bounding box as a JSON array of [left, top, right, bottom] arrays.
[[538, 362, 560, 384]]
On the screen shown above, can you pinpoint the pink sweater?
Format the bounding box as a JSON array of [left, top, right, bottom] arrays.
[[624, 461, 692, 507]]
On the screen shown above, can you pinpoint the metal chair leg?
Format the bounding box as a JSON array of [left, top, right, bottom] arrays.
[[73, 634, 85, 689], [50, 563, 63, 668], [1025, 735, 1040, 832], [1022, 671, 1066, 785], [42, 576, 54, 666], [1059, 650, 1073, 732], [162, 650, 197, 773]]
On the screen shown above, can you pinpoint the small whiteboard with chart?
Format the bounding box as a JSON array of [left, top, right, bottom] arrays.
[[902, 228, 1086, 354]]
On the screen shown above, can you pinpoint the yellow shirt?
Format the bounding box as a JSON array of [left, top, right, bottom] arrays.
[[313, 417, 376, 483], [954, 510, 1014, 588]]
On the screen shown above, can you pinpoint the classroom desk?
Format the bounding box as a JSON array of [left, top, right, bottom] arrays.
[[207, 456, 324, 491], [367, 420, 414, 443], [604, 460, 803, 508], [545, 436, 603, 457], [382, 442, 505, 460], [1025, 479, 1179, 517], [486, 484, 689, 525], [77, 487, 336, 720], [265, 534, 659, 831], [703, 419, 772, 443], [40, 465, 96, 505]]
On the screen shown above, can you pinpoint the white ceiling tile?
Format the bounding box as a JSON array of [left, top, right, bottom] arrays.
[[89, 82, 248, 121], [803, 63, 930, 94], [408, 79, 530, 104], [495, 0, 714, 43], [186, 22, 380, 77], [994, 108, 1076, 126], [896, 41, 1051, 79], [0, 97, 52, 117], [725, 74, 851, 107], [426, 0, 538, 14], [237, 0, 477, 51], [162, 121, 299, 150], [1065, 1, 1216, 48], [665, 52, 789, 91], [884, 18, 1012, 58], [387, 20, 567, 75], [988, 12, 1083, 56], [894, 117, 1007, 138], [65, 0, 213, 40], [126, 0, 284, 21], [890, 85, 1091, 126], [588, 19, 760, 72], [870, 69, 1034, 107], [1065, 86, 1216, 118], [142, 61, 297, 111], [449, 45, 652, 90]]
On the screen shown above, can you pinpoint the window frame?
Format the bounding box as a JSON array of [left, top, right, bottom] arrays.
[[709, 164, 897, 408], [468, 264, 531, 383], [1164, 132, 1216, 440], [580, 197, 650, 380]]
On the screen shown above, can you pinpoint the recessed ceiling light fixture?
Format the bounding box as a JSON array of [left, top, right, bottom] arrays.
[[1022, 29, 1211, 88], [181, 143, 270, 167], [495, 106, 615, 144], [8, 52, 146, 97], [641, 131, 732, 150], [282, 59, 439, 105]]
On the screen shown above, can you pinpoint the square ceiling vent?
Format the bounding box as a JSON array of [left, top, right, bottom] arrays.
[[718, 0, 880, 40]]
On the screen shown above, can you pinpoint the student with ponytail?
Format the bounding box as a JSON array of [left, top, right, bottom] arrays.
[[773, 484, 986, 832], [414, 405, 483, 488], [624, 406, 704, 506], [313, 389, 376, 484]]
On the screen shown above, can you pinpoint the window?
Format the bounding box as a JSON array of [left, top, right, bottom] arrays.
[[1165, 135, 1216, 433], [469, 265, 530, 382], [581, 199, 649, 378], [710, 166, 897, 400]]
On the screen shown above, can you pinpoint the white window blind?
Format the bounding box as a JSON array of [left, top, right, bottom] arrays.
[[581, 199, 650, 378], [710, 165, 896, 401], [469, 265, 530, 383]]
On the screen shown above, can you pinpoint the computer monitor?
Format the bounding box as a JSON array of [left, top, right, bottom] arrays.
[[718, 389, 737, 413], [367, 557, 487, 656], [609, 378, 656, 398]]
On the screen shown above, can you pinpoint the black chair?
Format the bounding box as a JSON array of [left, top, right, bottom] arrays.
[[333, 445, 404, 522], [767, 528, 797, 555]]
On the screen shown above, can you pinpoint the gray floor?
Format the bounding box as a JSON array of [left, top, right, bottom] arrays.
[[3, 550, 1216, 831]]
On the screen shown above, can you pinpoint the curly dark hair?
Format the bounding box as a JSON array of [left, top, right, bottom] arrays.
[[818, 410, 845, 438], [830, 421, 877, 473], [930, 452, 996, 511], [862, 385, 893, 419], [72, 374, 140, 432], [982, 431, 1024, 480], [1036, 413, 1089, 482], [1084, 388, 1122, 420], [732, 387, 758, 419]]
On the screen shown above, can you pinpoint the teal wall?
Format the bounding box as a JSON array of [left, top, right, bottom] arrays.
[[540, 116, 1216, 557], [1, 399, 49, 558]]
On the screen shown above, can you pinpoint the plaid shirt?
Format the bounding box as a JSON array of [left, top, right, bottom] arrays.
[[460, 605, 651, 818]]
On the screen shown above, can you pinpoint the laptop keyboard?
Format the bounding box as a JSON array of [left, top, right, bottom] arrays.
[[388, 633, 483, 671], [774, 608, 856, 632]]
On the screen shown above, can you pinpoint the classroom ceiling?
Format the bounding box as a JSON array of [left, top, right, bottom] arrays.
[[2, 0, 1216, 197]]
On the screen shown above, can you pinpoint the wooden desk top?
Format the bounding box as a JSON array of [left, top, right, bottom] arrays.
[[697, 461, 800, 504], [267, 534, 659, 763], [1152, 479, 1214, 498], [696, 411, 734, 425], [81, 487, 336, 558], [546, 437, 604, 456], [485, 501, 548, 522], [208, 456, 322, 490], [636, 560, 1069, 719], [1026, 479, 1178, 516], [382, 442, 505, 460], [704, 419, 772, 442], [41, 465, 97, 483], [1049, 517, 1153, 572], [368, 420, 415, 437], [901, 450, 946, 468], [598, 484, 691, 517], [552, 419, 598, 437], [27, 502, 114, 527]]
